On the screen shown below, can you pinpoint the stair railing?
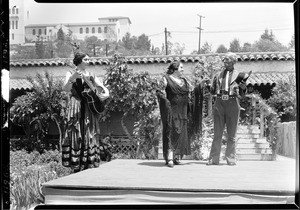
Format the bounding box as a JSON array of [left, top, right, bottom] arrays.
[[246, 93, 277, 138]]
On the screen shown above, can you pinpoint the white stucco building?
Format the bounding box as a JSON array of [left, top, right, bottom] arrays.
[[24, 17, 131, 43], [9, 0, 131, 45], [9, 0, 30, 45]]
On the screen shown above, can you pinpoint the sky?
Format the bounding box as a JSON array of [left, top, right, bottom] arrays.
[[20, 1, 295, 54]]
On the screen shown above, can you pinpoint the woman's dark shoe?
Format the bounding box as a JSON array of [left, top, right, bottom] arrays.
[[225, 156, 236, 166], [173, 158, 181, 165], [206, 159, 219, 166]]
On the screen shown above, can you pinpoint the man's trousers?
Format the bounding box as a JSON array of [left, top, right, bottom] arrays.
[[209, 97, 240, 164]]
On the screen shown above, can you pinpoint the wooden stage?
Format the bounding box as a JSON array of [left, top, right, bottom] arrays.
[[42, 156, 296, 205]]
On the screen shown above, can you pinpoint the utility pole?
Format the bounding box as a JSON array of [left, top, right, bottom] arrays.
[[197, 14, 205, 54], [164, 27, 168, 55]]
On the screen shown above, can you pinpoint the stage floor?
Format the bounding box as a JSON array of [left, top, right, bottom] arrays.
[[42, 156, 296, 205]]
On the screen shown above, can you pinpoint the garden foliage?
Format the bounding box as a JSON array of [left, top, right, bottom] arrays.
[[10, 149, 72, 209], [267, 74, 296, 122], [10, 71, 68, 152], [101, 54, 162, 158]]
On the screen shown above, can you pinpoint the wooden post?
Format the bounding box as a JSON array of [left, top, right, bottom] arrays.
[[260, 109, 264, 137]]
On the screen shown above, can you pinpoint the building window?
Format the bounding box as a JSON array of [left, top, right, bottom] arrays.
[[80, 28, 83, 34], [86, 27, 89, 33], [92, 27, 95, 33], [12, 33, 14, 40], [16, 8, 19, 14], [45, 29, 47, 34], [38, 29, 42, 35], [104, 27, 107, 33], [16, 21, 18, 29], [33, 29, 36, 35], [98, 27, 101, 33], [12, 21, 14, 29], [12, 8, 15, 14]]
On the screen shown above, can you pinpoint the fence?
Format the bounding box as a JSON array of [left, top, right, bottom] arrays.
[[276, 121, 296, 158], [109, 136, 137, 156]]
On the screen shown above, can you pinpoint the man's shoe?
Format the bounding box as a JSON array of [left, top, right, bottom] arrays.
[[173, 158, 181, 165], [167, 160, 174, 168], [206, 159, 219, 166], [225, 157, 236, 166]]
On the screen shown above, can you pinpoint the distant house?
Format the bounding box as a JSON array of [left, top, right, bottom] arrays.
[[25, 16, 131, 43]]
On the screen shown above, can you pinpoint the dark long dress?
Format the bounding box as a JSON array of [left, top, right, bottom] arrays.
[[158, 75, 191, 160], [62, 76, 102, 172]]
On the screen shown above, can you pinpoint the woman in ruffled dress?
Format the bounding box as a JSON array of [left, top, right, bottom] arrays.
[[62, 52, 109, 172]]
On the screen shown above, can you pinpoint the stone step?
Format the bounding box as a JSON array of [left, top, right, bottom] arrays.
[[236, 143, 270, 149], [236, 148, 272, 154], [237, 138, 269, 144], [237, 130, 261, 135], [238, 125, 259, 130], [237, 154, 273, 161], [237, 133, 260, 138], [237, 128, 261, 134]]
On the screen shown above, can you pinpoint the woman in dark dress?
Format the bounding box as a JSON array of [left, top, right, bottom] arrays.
[[62, 52, 109, 172], [157, 61, 194, 167]]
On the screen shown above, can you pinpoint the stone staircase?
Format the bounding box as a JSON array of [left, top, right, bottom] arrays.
[[157, 125, 274, 161], [236, 125, 273, 161]]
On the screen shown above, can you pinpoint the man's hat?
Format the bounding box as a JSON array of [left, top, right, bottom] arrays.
[[234, 70, 252, 84]]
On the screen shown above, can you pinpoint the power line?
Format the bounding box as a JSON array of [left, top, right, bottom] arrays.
[[169, 27, 293, 34], [148, 32, 164, 37]]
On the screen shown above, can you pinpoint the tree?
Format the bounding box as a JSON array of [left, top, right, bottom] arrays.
[[10, 71, 68, 152], [57, 28, 65, 42], [252, 39, 288, 52], [252, 30, 288, 52], [135, 34, 151, 51], [151, 45, 161, 55], [10, 45, 37, 60], [35, 35, 46, 59], [261, 29, 275, 41], [101, 54, 160, 158], [229, 38, 241, 52], [122, 32, 135, 50], [216, 44, 228, 53], [172, 42, 185, 55], [241, 42, 252, 52], [289, 35, 295, 50], [200, 42, 213, 54]]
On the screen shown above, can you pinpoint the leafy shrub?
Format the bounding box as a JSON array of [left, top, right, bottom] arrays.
[[191, 117, 213, 160], [10, 71, 68, 152], [267, 74, 296, 122], [133, 108, 161, 159]]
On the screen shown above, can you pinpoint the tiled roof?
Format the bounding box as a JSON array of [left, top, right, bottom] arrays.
[[10, 79, 33, 90], [248, 71, 295, 86], [10, 72, 295, 90], [10, 52, 295, 67]]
